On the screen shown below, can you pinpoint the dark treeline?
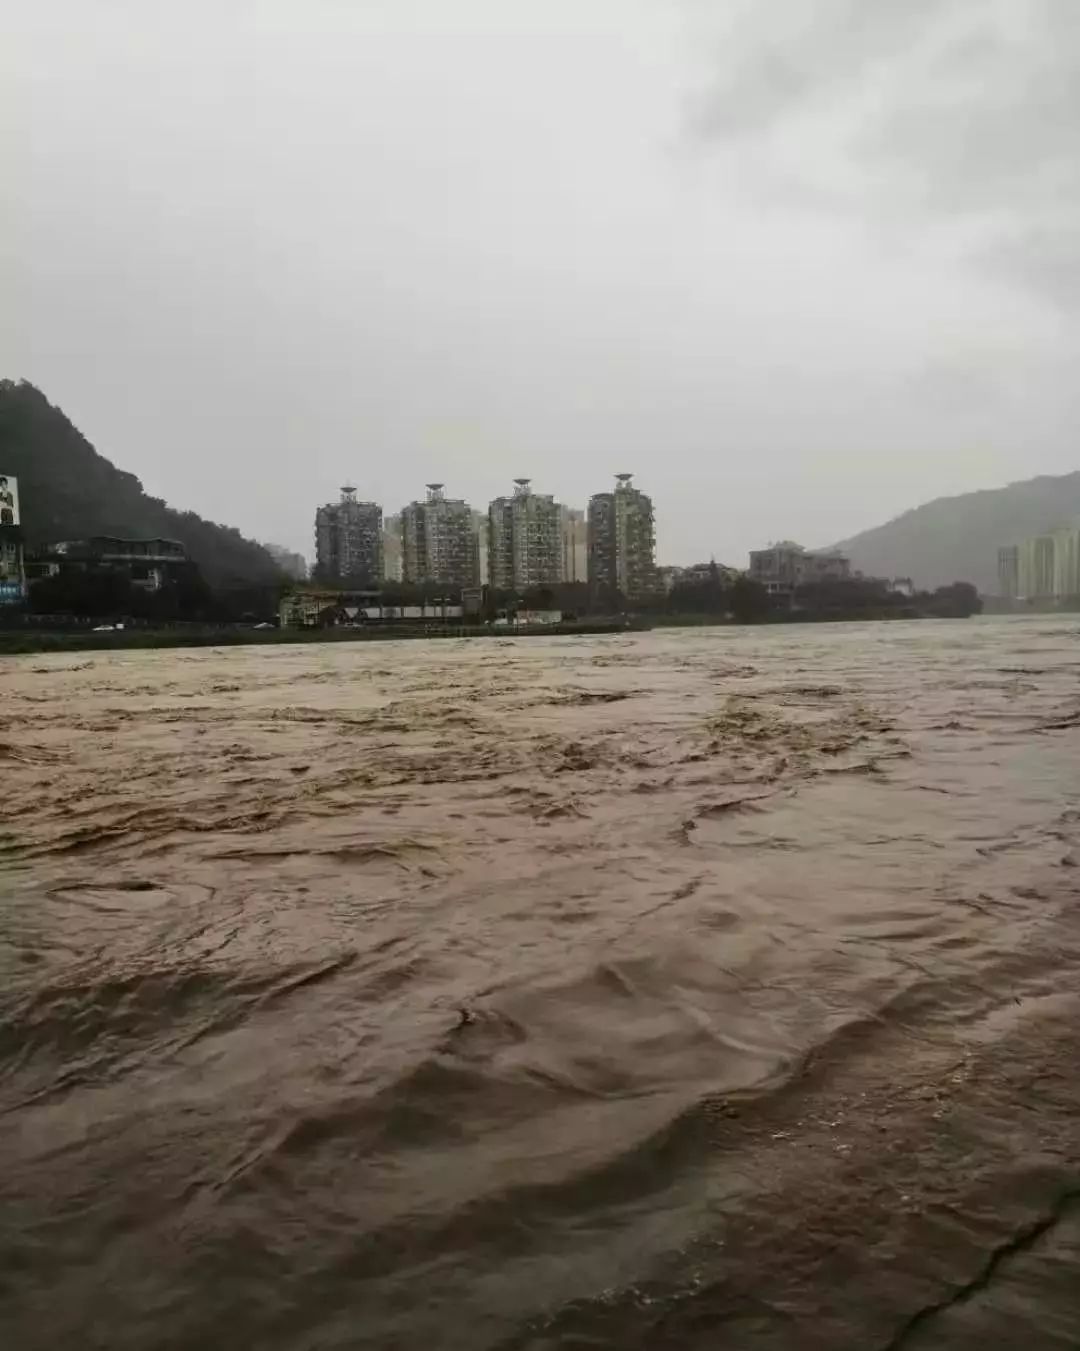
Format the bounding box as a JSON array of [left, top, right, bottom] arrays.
[[790, 578, 981, 620], [651, 572, 981, 622]]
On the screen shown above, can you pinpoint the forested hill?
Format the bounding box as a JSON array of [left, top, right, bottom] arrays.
[[834, 471, 1080, 594], [0, 380, 281, 589]]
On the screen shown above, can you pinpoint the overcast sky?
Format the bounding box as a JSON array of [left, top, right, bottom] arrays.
[[3, 0, 1078, 564]]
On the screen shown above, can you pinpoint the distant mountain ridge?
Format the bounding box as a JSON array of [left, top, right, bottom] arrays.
[[833, 472, 1080, 594], [0, 380, 281, 589]]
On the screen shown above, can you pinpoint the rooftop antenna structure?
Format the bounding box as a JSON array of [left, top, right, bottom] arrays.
[[426, 482, 445, 502], [615, 472, 634, 488], [513, 477, 532, 496], [340, 485, 357, 503]]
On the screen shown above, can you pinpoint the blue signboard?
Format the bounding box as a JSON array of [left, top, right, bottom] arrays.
[[0, 580, 25, 604]]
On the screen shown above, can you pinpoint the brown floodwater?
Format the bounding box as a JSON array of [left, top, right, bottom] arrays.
[[2, 618, 1080, 1350]]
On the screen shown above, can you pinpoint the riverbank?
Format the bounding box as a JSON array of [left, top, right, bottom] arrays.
[[0, 620, 641, 655], [0, 606, 988, 655]]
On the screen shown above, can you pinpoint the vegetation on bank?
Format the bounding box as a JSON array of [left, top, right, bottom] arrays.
[[646, 571, 982, 623]]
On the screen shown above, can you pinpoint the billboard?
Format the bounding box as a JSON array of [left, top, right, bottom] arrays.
[[0, 474, 18, 527]]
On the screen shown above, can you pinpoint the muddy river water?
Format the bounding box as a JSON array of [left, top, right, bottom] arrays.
[[2, 617, 1080, 1349]]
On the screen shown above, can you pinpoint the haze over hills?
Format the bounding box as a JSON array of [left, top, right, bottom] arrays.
[[834, 472, 1080, 595], [0, 381, 281, 589]]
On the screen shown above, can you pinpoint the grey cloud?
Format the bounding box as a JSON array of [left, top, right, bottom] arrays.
[[859, 21, 1079, 206], [690, 0, 965, 138], [3, 0, 1078, 569], [984, 223, 1080, 307], [690, 0, 1080, 305]]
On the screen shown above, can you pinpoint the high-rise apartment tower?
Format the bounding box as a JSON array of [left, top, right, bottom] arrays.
[[314, 487, 383, 584], [587, 473, 656, 605], [487, 478, 562, 591], [400, 483, 478, 589]]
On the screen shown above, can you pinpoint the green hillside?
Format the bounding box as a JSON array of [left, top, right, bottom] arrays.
[[834, 472, 1080, 594], [0, 380, 281, 589]]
